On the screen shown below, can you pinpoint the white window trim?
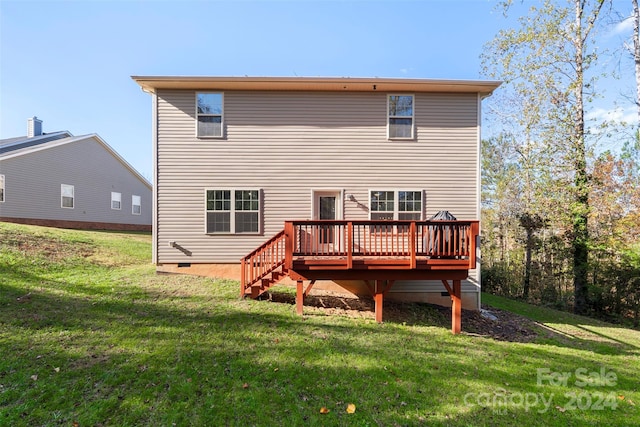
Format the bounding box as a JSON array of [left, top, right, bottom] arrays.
[[0, 174, 4, 203], [387, 94, 415, 140], [196, 92, 224, 139], [368, 189, 423, 220], [132, 195, 141, 215], [204, 188, 262, 235], [310, 189, 344, 220], [111, 192, 122, 210], [61, 184, 74, 209]]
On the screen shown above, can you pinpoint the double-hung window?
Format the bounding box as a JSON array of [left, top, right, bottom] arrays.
[[0, 174, 4, 202], [132, 195, 141, 215], [61, 184, 74, 208], [111, 192, 121, 210], [206, 189, 260, 234], [197, 92, 223, 138], [388, 94, 414, 139], [370, 190, 422, 220]]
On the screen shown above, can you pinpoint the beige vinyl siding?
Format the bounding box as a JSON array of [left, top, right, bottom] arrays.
[[155, 89, 480, 292], [0, 137, 152, 226], [157, 90, 478, 263]]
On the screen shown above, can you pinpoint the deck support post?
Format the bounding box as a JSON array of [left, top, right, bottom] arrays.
[[374, 280, 384, 323], [296, 280, 304, 316], [451, 279, 461, 334]]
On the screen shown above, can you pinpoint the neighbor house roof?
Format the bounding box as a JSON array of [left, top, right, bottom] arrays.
[[0, 131, 72, 154], [0, 132, 151, 190], [131, 76, 501, 96]]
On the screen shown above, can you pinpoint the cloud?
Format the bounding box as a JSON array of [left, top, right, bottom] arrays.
[[610, 16, 633, 37], [399, 67, 414, 75], [587, 106, 635, 123]]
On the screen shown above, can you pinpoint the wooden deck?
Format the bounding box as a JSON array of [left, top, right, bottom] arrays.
[[241, 220, 479, 334]]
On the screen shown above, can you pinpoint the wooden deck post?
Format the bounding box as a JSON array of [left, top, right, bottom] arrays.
[[284, 221, 294, 270], [451, 279, 461, 334], [374, 280, 384, 323], [240, 258, 246, 298], [296, 280, 304, 316]]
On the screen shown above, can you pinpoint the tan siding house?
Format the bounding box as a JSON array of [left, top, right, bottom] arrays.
[[134, 76, 499, 311]]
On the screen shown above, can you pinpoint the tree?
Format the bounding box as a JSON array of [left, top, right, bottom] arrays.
[[633, 0, 640, 124], [482, 0, 606, 314]]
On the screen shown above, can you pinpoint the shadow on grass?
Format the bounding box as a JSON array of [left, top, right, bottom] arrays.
[[2, 270, 639, 426], [481, 293, 640, 355], [263, 290, 640, 355]]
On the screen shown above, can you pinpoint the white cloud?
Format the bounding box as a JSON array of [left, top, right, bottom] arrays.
[[610, 16, 634, 36], [587, 106, 635, 124]]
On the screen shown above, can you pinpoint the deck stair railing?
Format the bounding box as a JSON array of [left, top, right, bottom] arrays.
[[240, 229, 287, 298]]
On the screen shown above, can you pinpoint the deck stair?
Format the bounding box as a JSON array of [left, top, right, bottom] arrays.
[[240, 229, 288, 298]]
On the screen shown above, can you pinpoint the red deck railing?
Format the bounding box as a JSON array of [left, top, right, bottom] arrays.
[[241, 220, 479, 296], [284, 220, 478, 270], [240, 229, 286, 296]]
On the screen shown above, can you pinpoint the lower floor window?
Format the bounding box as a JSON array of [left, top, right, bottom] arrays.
[[111, 192, 121, 210], [206, 189, 260, 234], [132, 195, 141, 215], [61, 184, 74, 208], [370, 190, 422, 220]]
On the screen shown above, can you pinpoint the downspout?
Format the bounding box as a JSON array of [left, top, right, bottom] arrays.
[[476, 92, 490, 311]]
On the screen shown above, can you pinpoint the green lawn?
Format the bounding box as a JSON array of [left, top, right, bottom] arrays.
[[0, 222, 638, 426]]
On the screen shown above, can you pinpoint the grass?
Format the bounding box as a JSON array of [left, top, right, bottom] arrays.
[[0, 222, 638, 426]]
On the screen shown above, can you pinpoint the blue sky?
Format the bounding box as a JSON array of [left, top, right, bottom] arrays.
[[0, 0, 635, 180]]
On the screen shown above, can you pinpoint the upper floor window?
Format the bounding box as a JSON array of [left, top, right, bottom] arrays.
[[61, 184, 74, 209], [0, 174, 4, 202], [370, 190, 422, 220], [111, 192, 122, 210], [205, 189, 260, 234], [132, 195, 141, 215], [388, 95, 414, 139], [197, 92, 223, 138]]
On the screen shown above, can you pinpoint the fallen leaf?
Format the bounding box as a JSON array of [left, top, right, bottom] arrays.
[[346, 403, 356, 414], [242, 383, 249, 389], [274, 368, 279, 372], [30, 375, 38, 381], [618, 395, 625, 400], [320, 407, 330, 414], [556, 406, 566, 413]]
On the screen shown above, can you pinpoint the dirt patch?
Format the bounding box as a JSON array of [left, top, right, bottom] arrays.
[[266, 291, 541, 342], [0, 227, 94, 261]]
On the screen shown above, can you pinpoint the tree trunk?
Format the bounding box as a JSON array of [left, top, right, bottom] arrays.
[[524, 227, 533, 300], [572, 0, 590, 315], [633, 0, 640, 124]]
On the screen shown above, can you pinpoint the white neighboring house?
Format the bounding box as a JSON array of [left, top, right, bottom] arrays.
[[0, 117, 152, 231]]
